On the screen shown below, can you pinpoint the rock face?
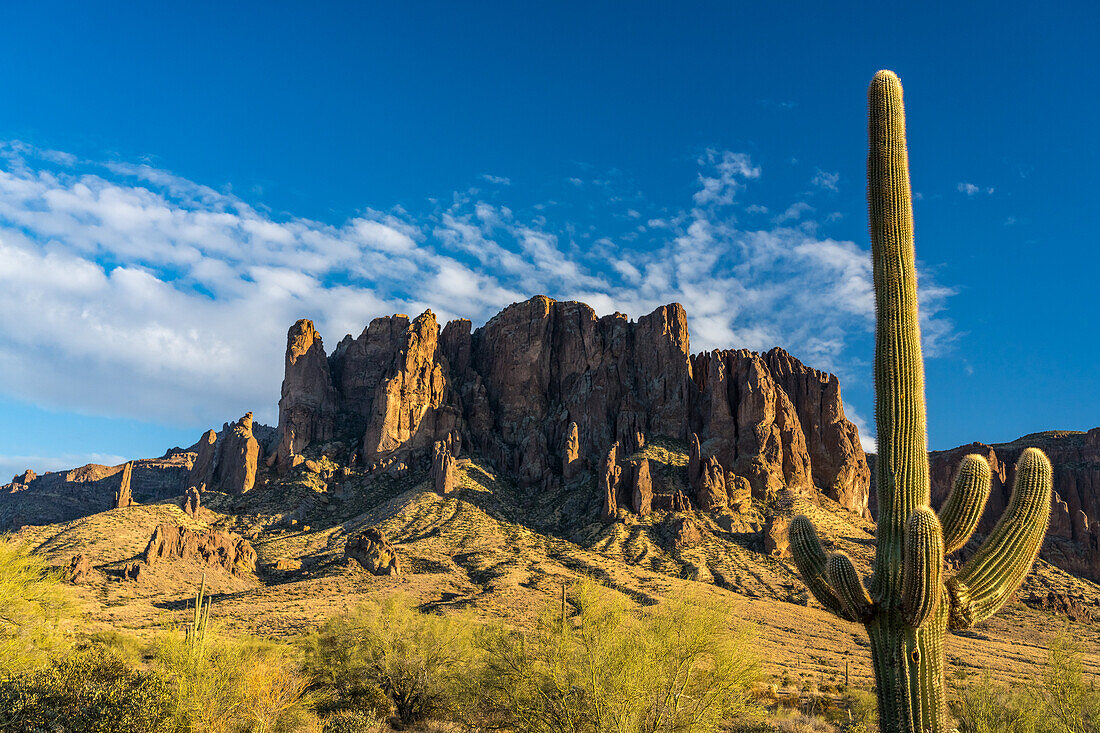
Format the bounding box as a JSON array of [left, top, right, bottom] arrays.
[[344, 527, 400, 575], [920, 429, 1100, 582], [187, 429, 218, 491], [274, 296, 870, 515], [214, 413, 260, 495], [113, 462, 134, 509], [143, 522, 257, 576], [277, 319, 338, 469]]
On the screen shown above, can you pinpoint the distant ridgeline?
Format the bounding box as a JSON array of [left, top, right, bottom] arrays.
[[274, 295, 871, 517]]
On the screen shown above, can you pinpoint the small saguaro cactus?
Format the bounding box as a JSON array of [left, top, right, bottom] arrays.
[[789, 70, 1053, 732]]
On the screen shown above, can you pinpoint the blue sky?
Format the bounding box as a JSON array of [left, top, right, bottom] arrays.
[[1, 2, 1097, 478]]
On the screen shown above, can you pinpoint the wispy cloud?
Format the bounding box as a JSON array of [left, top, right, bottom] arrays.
[[811, 169, 840, 192], [957, 182, 994, 196], [0, 141, 954, 434]]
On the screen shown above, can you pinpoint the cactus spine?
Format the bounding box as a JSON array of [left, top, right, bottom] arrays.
[[789, 70, 1053, 732]]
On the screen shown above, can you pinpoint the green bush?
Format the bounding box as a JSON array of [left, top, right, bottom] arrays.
[[152, 630, 318, 733], [0, 646, 178, 733], [321, 709, 386, 733], [475, 579, 762, 732], [951, 635, 1100, 733], [0, 538, 74, 675], [300, 593, 477, 725]]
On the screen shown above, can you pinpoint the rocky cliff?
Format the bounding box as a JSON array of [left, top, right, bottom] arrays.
[[1, 414, 274, 530], [275, 296, 870, 515], [924, 429, 1100, 581]]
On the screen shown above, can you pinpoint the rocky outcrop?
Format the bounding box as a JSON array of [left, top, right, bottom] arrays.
[[67, 553, 92, 584], [562, 422, 582, 481], [344, 527, 400, 575], [274, 296, 869, 515], [763, 514, 790, 558], [627, 458, 652, 516], [432, 439, 457, 495], [113, 462, 134, 509], [277, 319, 338, 469], [11, 469, 35, 486], [695, 456, 727, 511], [599, 443, 622, 520], [143, 522, 257, 576], [184, 486, 201, 517], [187, 429, 218, 491], [214, 413, 260, 495]]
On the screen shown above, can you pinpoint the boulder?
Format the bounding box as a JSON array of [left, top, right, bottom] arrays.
[[67, 553, 92, 584], [727, 474, 752, 512], [763, 514, 791, 558], [667, 515, 703, 549], [344, 527, 400, 576]]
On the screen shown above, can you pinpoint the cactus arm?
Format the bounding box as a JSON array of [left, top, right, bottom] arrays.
[[938, 454, 992, 554], [789, 515, 853, 620], [953, 447, 1052, 624], [900, 507, 944, 627], [867, 69, 931, 602], [826, 552, 875, 622]]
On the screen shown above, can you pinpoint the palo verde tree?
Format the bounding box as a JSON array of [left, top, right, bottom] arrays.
[[789, 70, 1053, 732]]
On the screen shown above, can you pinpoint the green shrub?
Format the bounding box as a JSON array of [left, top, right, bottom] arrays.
[[475, 579, 762, 732], [0, 538, 74, 675], [951, 634, 1100, 733], [321, 709, 386, 733], [0, 646, 178, 733], [152, 628, 317, 733], [300, 593, 477, 725]]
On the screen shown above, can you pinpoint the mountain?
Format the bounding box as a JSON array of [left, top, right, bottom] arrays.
[[275, 295, 870, 517], [3, 296, 1098, 691]]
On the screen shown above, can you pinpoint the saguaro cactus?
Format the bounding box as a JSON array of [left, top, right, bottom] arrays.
[[789, 70, 1052, 732]]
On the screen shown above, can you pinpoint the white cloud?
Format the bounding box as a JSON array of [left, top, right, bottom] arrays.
[[692, 150, 760, 207], [957, 182, 994, 197], [480, 174, 511, 185], [0, 142, 955, 435], [812, 169, 840, 192]]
